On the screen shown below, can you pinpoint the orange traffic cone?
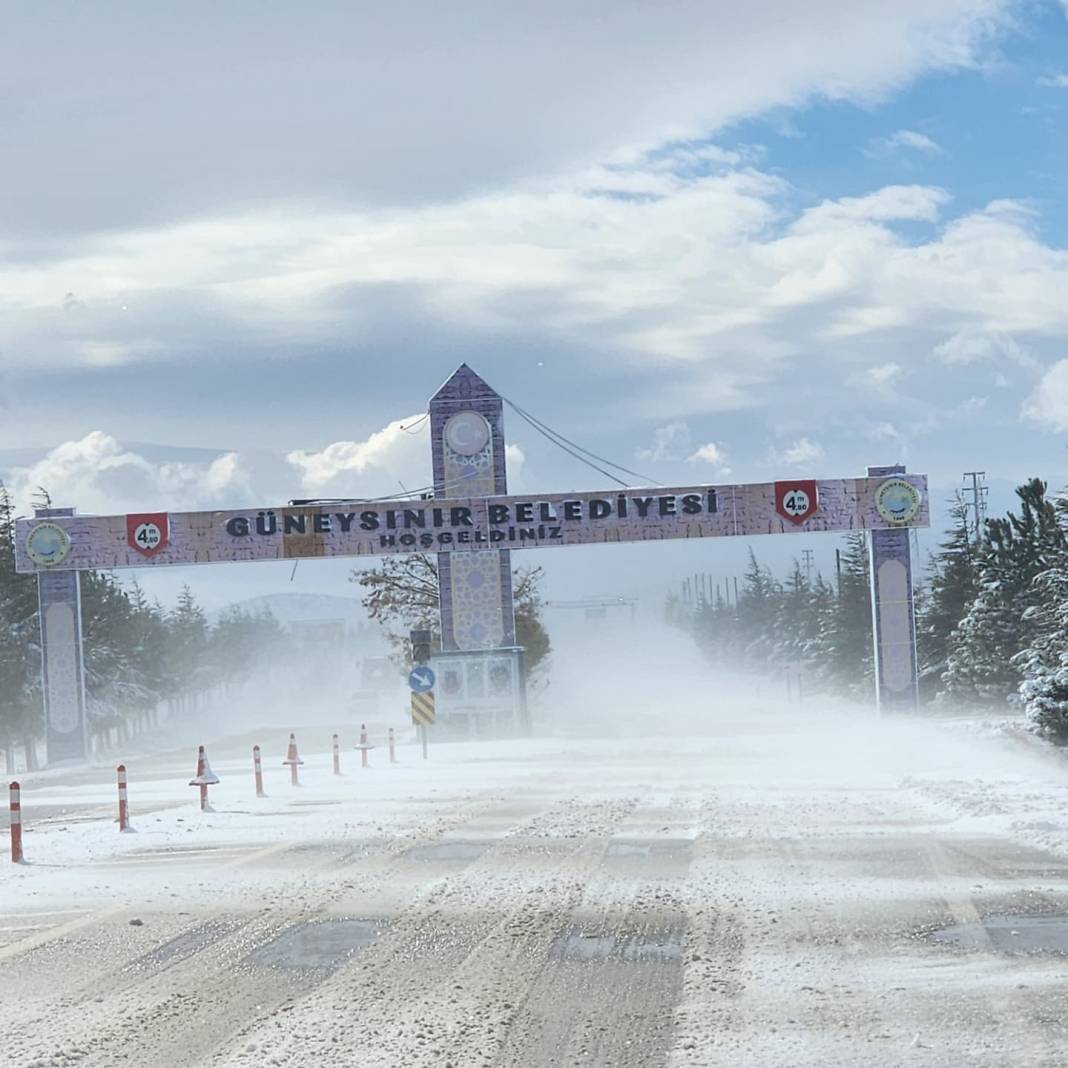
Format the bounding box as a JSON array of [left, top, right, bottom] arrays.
[[188, 745, 220, 811], [282, 733, 304, 786]]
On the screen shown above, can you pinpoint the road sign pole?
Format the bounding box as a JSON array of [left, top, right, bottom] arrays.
[[421, 724, 428, 761]]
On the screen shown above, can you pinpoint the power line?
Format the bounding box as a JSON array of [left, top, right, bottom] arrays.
[[400, 413, 429, 434], [505, 405, 629, 487], [293, 395, 662, 506], [500, 395, 661, 487]]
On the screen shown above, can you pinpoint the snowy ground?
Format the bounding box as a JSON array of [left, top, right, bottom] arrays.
[[3, 707, 1068, 1067]]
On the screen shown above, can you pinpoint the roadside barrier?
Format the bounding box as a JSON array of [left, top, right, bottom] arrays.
[[9, 781, 23, 863], [283, 733, 304, 786], [117, 764, 131, 831], [253, 745, 266, 797], [188, 745, 220, 812], [332, 733, 342, 776], [388, 728, 397, 764], [357, 724, 374, 769]]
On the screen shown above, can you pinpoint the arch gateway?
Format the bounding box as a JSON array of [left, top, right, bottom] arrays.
[[14, 365, 929, 764]]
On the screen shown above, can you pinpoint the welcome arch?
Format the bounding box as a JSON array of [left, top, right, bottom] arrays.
[[15, 365, 928, 763]]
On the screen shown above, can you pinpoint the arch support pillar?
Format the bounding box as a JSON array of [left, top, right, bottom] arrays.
[[867, 466, 919, 710], [35, 507, 89, 763]]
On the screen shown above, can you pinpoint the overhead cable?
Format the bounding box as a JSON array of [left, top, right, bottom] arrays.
[[500, 395, 660, 487]]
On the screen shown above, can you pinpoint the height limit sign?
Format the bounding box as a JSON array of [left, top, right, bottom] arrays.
[[774, 480, 818, 526]]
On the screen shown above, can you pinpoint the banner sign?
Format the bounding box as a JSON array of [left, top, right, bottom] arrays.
[[14, 475, 928, 574]]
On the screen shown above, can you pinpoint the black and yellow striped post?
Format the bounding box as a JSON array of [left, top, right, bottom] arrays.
[[410, 691, 435, 726], [411, 691, 435, 759]]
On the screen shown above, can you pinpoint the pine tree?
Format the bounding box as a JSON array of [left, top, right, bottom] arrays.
[[918, 496, 979, 690], [771, 561, 823, 677], [167, 585, 210, 707], [944, 479, 1065, 706], [811, 533, 873, 696], [1016, 490, 1068, 741], [0, 483, 43, 769], [736, 549, 780, 664]]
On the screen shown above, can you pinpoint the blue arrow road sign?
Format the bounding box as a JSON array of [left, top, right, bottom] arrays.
[[408, 666, 436, 693]]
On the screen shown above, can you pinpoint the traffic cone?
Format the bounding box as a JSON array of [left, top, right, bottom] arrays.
[[188, 745, 220, 812], [282, 733, 304, 786]]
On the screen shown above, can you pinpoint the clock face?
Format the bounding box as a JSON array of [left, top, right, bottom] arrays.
[[444, 411, 491, 456], [26, 522, 72, 567], [874, 478, 922, 525]]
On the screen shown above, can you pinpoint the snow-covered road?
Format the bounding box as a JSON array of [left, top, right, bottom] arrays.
[[3, 712, 1068, 1066]]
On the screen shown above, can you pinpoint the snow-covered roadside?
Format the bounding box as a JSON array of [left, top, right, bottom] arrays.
[[5, 714, 1068, 914]]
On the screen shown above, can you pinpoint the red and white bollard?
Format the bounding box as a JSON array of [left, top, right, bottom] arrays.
[[388, 728, 397, 765], [332, 734, 342, 776], [117, 764, 130, 832], [358, 724, 372, 769], [9, 781, 23, 864], [188, 745, 220, 812], [283, 733, 304, 786], [253, 745, 266, 797]]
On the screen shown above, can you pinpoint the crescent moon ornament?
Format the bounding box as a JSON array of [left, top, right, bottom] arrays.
[[444, 412, 491, 456]]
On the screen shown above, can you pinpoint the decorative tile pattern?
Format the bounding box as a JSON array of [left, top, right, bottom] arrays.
[[429, 364, 517, 653]]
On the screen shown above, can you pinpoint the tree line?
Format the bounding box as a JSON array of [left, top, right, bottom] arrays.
[[666, 478, 1068, 745], [0, 485, 286, 770]]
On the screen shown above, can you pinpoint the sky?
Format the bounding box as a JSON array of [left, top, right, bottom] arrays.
[[2, 1, 1068, 610]]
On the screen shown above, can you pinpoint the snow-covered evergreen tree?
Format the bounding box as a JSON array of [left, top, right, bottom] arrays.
[[771, 561, 822, 673], [944, 479, 1065, 707], [1014, 490, 1068, 742], [736, 548, 780, 664], [918, 496, 979, 693], [809, 532, 873, 697]]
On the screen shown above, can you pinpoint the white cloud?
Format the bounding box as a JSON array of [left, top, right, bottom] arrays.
[[774, 437, 825, 466], [932, 330, 1033, 366], [687, 442, 728, 465], [4, 433, 260, 516], [869, 362, 903, 384], [849, 361, 904, 391], [636, 423, 731, 474], [286, 415, 431, 498], [2, 415, 527, 516], [637, 422, 694, 463], [0, 1, 1009, 241], [4, 137, 1068, 430], [1023, 360, 1068, 433], [866, 421, 905, 445], [865, 129, 942, 157], [1038, 73, 1068, 87]]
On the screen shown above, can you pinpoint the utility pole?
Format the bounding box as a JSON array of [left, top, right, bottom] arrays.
[[963, 471, 988, 545], [801, 549, 814, 583]]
